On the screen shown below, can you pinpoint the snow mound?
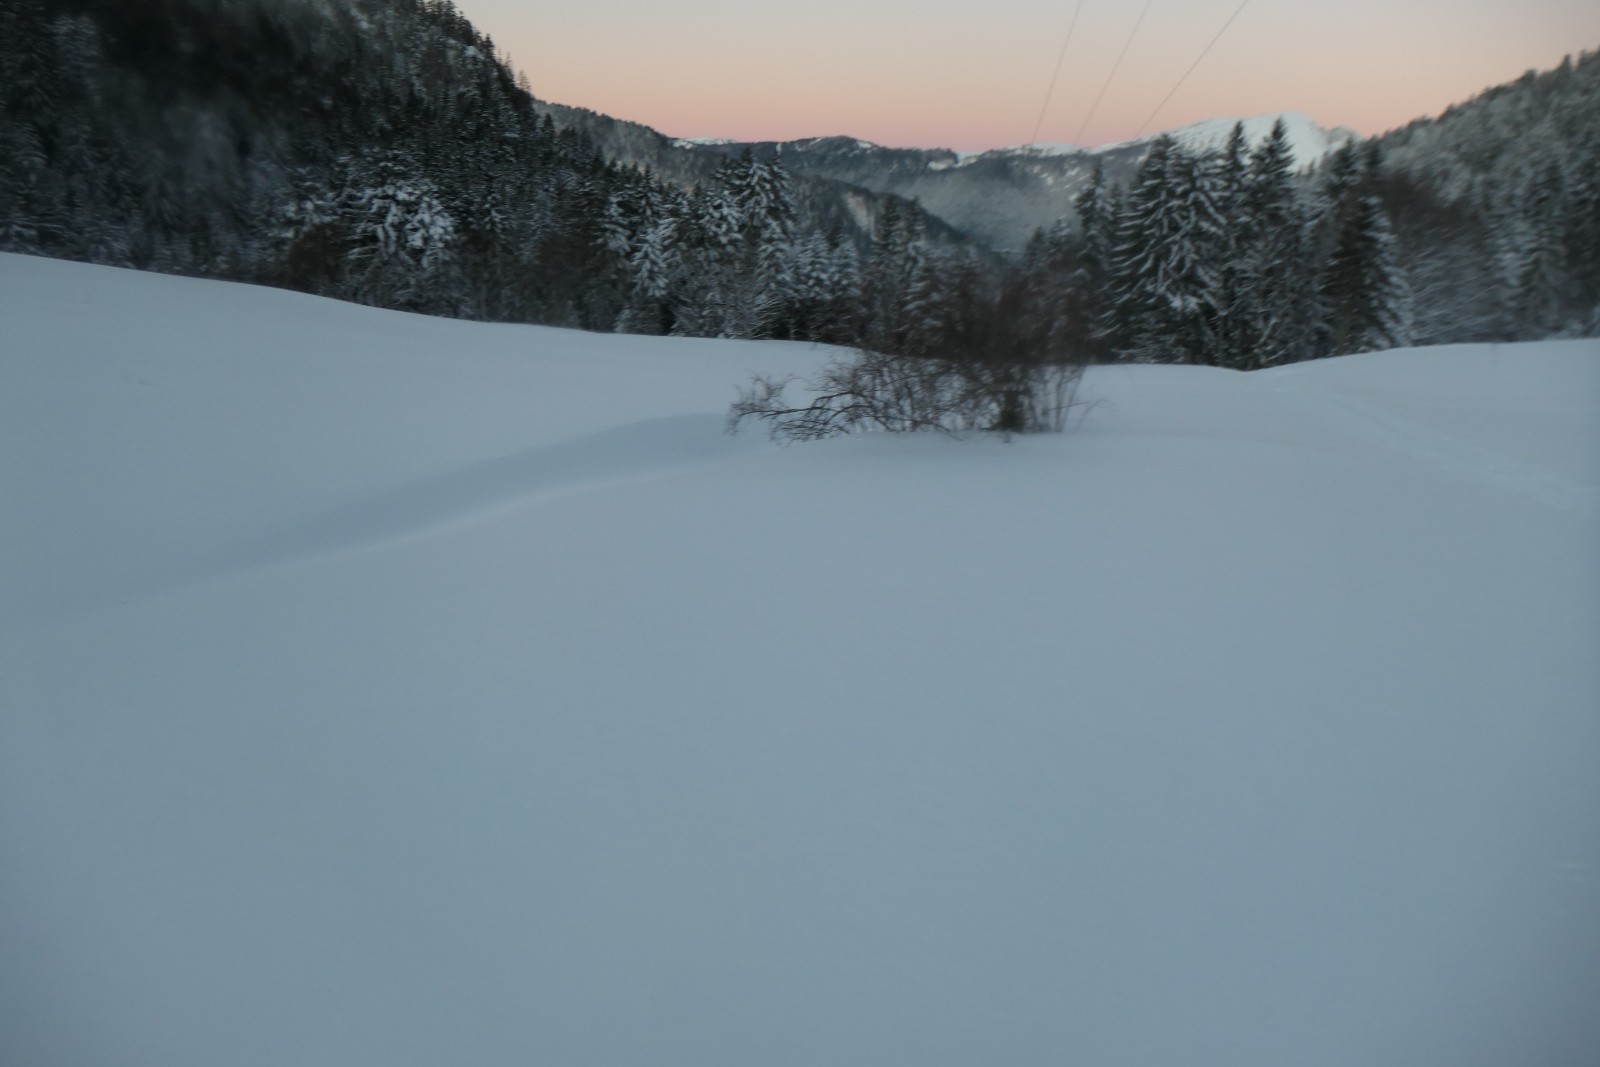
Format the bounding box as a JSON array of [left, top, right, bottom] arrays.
[[2, 255, 1597, 1067]]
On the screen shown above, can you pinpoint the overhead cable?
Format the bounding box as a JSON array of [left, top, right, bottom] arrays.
[[1133, 0, 1252, 139], [1072, 0, 1157, 147], [1029, 1, 1087, 146]]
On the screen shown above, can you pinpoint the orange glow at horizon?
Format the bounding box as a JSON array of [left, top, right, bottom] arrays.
[[460, 1, 1600, 152]]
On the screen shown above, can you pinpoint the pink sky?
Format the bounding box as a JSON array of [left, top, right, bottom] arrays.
[[458, 1, 1600, 151]]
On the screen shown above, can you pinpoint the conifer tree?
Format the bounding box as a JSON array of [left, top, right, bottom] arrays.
[[1321, 141, 1362, 208], [1102, 138, 1172, 354], [1070, 161, 1117, 359], [1508, 161, 1572, 338], [339, 151, 460, 311], [1215, 122, 1250, 216], [1230, 118, 1316, 368], [1205, 124, 1251, 366], [1107, 137, 1224, 363], [619, 213, 681, 334], [0, 0, 59, 249], [1568, 129, 1600, 328], [862, 196, 926, 352], [1321, 194, 1411, 355]]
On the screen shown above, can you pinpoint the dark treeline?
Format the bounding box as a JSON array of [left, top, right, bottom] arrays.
[[1, 0, 657, 326], [1023, 46, 1600, 368], [3, 0, 1597, 382], [1376, 52, 1600, 345], [1024, 124, 1412, 368], [0, 0, 927, 342]]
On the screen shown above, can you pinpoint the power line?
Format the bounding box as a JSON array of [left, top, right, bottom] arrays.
[[1028, 1, 1086, 146], [1133, 0, 1251, 139], [1073, 0, 1156, 147]]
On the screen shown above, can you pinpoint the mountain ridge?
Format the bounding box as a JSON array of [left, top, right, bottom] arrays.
[[673, 110, 1355, 170], [557, 106, 1356, 252]]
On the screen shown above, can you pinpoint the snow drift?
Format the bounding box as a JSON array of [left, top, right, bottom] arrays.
[[2, 254, 1597, 1067]]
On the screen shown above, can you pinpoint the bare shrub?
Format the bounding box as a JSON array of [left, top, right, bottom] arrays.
[[729, 264, 1087, 441]]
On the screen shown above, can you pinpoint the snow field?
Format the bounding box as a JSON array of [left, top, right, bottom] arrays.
[[2, 254, 1597, 1067]]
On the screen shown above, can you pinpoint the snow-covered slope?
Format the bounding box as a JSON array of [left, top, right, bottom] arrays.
[[1099, 110, 1355, 167], [967, 111, 1353, 169], [3, 254, 1598, 1067]]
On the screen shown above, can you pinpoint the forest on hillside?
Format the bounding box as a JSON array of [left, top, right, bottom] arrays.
[[3, 0, 1597, 400]]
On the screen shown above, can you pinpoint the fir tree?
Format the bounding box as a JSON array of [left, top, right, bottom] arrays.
[[1508, 162, 1572, 338], [862, 195, 926, 352], [1321, 194, 1411, 356], [1568, 127, 1600, 328], [1071, 161, 1116, 359], [1230, 118, 1316, 368], [1215, 122, 1250, 216], [1108, 137, 1224, 363]]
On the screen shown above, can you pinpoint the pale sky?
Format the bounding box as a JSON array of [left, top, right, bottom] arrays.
[[457, 0, 1600, 151]]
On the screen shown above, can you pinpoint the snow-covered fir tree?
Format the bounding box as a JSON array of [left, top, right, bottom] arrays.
[[1321, 194, 1412, 356], [1106, 136, 1225, 364], [1508, 162, 1574, 338], [861, 196, 928, 353], [1231, 119, 1317, 368]]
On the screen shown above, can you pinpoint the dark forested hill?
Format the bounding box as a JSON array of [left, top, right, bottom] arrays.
[[0, 0, 944, 335], [1367, 51, 1600, 343], [2, 1, 1593, 358], [537, 108, 1353, 255], [1, 0, 634, 323]]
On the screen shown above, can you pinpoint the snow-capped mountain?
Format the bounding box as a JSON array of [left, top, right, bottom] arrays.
[[959, 111, 1352, 169], [1097, 111, 1355, 167], [545, 104, 1355, 253], [718, 112, 1355, 252]]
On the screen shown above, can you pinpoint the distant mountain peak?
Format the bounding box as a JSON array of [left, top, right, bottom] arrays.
[[1111, 111, 1358, 167], [646, 112, 1359, 252], [670, 136, 739, 148], [667, 112, 1353, 177], [963, 112, 1355, 169]]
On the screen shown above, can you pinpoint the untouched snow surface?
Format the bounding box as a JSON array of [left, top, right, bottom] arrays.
[[2, 254, 1598, 1067]]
